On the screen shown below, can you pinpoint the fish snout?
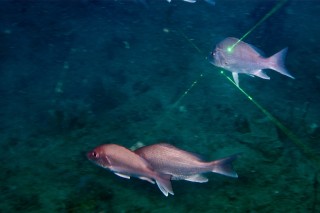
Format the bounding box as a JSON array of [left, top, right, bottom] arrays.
[[87, 150, 112, 168], [208, 51, 216, 65], [87, 150, 99, 161], [210, 48, 226, 68]]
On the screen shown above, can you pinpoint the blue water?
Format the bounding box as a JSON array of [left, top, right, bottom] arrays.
[[0, 0, 319, 212]]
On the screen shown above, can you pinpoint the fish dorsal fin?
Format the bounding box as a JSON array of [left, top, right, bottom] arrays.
[[247, 44, 265, 57], [139, 177, 155, 184], [114, 172, 130, 179], [232, 72, 239, 87], [156, 143, 178, 149], [185, 174, 208, 183], [156, 143, 204, 161], [224, 38, 265, 56], [253, 70, 270, 79]]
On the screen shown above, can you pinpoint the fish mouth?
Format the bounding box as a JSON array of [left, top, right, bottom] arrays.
[[208, 52, 215, 65], [86, 151, 94, 161]]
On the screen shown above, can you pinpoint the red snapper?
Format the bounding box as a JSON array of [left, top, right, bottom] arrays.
[[87, 144, 173, 196], [210, 37, 294, 86], [135, 143, 238, 183]]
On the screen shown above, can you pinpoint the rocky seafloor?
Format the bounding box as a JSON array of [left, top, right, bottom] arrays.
[[0, 0, 319, 212]]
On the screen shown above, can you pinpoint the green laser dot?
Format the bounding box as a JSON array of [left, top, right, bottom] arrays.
[[227, 47, 233, 52]]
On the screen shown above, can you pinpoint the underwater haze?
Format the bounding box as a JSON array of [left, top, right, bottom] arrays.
[[0, 0, 319, 212]]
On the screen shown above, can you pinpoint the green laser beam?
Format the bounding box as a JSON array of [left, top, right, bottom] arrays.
[[175, 0, 289, 106], [178, 30, 204, 55], [229, 0, 288, 51], [171, 0, 319, 164], [170, 30, 206, 109], [219, 71, 319, 163], [171, 73, 205, 109]]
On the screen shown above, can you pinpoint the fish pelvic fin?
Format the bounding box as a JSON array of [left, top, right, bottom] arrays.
[[184, 174, 208, 183], [253, 70, 270, 80], [268, 48, 295, 79], [155, 174, 174, 197], [232, 72, 239, 87], [139, 176, 155, 184], [114, 172, 130, 179], [211, 154, 239, 178]]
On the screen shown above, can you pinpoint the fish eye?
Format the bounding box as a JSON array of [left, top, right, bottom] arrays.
[[92, 151, 99, 158]]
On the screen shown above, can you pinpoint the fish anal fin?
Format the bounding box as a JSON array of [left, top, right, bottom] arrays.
[[184, 174, 208, 183], [114, 172, 130, 179], [232, 72, 239, 87], [139, 176, 155, 184], [254, 70, 270, 80], [155, 174, 174, 197]]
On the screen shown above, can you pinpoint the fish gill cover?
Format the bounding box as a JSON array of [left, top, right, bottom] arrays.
[[0, 0, 319, 212]]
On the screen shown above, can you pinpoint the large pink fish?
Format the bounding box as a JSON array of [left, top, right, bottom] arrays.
[[209, 37, 294, 86], [134, 143, 238, 183], [87, 144, 173, 196]]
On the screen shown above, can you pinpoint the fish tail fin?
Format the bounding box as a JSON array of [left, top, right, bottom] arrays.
[[155, 174, 174, 197], [210, 154, 239, 178], [268, 47, 295, 79]]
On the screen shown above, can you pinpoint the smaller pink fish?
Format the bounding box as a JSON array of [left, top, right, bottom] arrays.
[[87, 144, 173, 196], [209, 37, 294, 86], [134, 143, 238, 183]]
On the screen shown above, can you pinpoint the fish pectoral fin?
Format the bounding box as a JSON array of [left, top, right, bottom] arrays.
[[232, 72, 239, 87], [184, 174, 208, 183], [254, 70, 270, 80], [114, 172, 130, 179], [139, 177, 155, 184]]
